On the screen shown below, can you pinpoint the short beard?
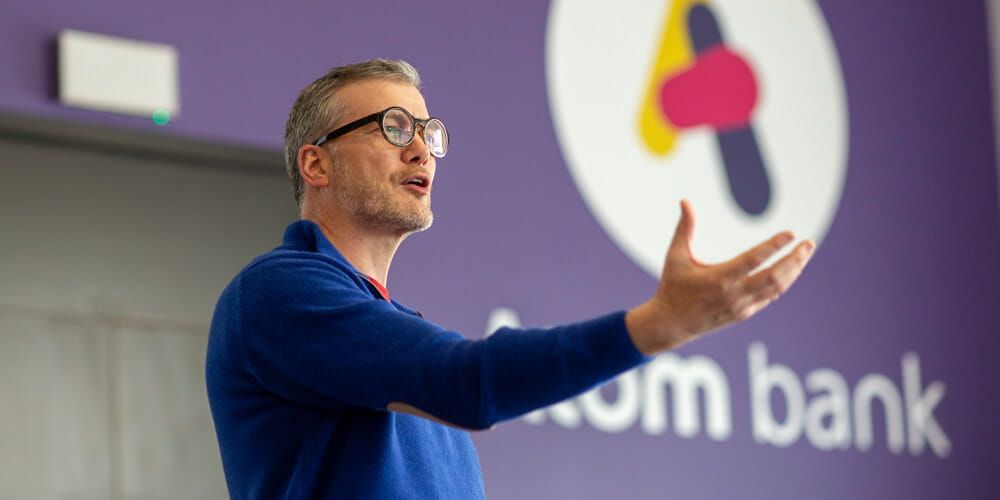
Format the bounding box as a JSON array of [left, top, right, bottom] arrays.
[[335, 178, 433, 235]]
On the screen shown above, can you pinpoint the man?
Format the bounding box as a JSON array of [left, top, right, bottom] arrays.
[[206, 59, 814, 499]]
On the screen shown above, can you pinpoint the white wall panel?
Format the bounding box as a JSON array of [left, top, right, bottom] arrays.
[[116, 327, 226, 500], [0, 315, 110, 500]]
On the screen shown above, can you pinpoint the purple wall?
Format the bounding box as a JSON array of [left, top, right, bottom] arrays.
[[3, 1, 999, 498]]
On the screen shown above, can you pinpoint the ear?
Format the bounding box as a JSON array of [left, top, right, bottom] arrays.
[[298, 144, 331, 188]]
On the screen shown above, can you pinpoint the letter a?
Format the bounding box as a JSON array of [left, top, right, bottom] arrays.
[[749, 342, 805, 447]]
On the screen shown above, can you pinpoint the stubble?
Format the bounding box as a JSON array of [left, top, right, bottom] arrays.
[[333, 167, 433, 235]]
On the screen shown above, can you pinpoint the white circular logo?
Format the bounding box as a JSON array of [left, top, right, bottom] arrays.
[[546, 0, 848, 275]]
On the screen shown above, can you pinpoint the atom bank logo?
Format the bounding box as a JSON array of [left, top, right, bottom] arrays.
[[639, 1, 769, 215], [547, 0, 849, 274]]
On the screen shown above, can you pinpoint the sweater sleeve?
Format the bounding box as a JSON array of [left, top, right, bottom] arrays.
[[237, 252, 650, 430]]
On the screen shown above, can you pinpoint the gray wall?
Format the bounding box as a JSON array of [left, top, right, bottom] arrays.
[[0, 134, 296, 499]]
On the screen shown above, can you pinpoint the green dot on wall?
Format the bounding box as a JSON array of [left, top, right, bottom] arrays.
[[152, 108, 171, 126]]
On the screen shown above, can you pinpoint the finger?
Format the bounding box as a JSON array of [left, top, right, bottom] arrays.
[[667, 199, 696, 259], [740, 240, 815, 299], [720, 231, 795, 279], [741, 298, 774, 322]]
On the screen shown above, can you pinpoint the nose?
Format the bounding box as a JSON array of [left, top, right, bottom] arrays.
[[403, 125, 432, 165]]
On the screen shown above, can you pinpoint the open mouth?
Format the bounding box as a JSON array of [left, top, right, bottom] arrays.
[[401, 174, 431, 193]]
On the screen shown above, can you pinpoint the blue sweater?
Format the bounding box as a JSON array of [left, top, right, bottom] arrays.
[[206, 220, 649, 499]]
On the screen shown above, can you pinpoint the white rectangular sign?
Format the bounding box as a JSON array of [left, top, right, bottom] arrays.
[[58, 29, 179, 118]]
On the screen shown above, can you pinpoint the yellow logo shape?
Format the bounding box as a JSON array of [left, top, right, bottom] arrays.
[[638, 0, 710, 156]]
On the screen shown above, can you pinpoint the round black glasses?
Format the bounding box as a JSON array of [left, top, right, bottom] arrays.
[[312, 106, 449, 158]]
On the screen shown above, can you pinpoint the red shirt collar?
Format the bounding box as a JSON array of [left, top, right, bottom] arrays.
[[361, 274, 391, 301]]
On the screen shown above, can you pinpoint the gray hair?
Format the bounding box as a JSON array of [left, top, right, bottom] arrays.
[[283, 59, 422, 206]]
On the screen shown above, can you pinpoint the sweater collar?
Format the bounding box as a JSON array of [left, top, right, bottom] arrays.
[[282, 219, 351, 265], [282, 219, 393, 302]]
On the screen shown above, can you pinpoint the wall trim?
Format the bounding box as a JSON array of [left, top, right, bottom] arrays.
[[0, 111, 283, 176]]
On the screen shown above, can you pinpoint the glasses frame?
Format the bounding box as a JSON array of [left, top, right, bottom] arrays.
[[311, 106, 448, 158]]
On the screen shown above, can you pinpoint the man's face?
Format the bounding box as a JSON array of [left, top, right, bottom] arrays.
[[321, 79, 436, 235]]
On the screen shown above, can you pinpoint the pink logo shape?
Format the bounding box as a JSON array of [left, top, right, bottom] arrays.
[[659, 45, 759, 132]]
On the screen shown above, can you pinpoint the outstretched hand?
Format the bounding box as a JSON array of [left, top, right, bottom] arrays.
[[626, 199, 815, 355]]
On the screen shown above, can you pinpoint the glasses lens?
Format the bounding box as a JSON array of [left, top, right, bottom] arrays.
[[424, 119, 448, 158], [382, 108, 414, 146]]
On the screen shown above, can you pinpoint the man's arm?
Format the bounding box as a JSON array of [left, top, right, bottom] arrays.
[[233, 200, 813, 430], [236, 255, 645, 431], [626, 199, 815, 355]]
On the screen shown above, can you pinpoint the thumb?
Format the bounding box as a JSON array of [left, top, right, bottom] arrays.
[[667, 199, 695, 259]]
